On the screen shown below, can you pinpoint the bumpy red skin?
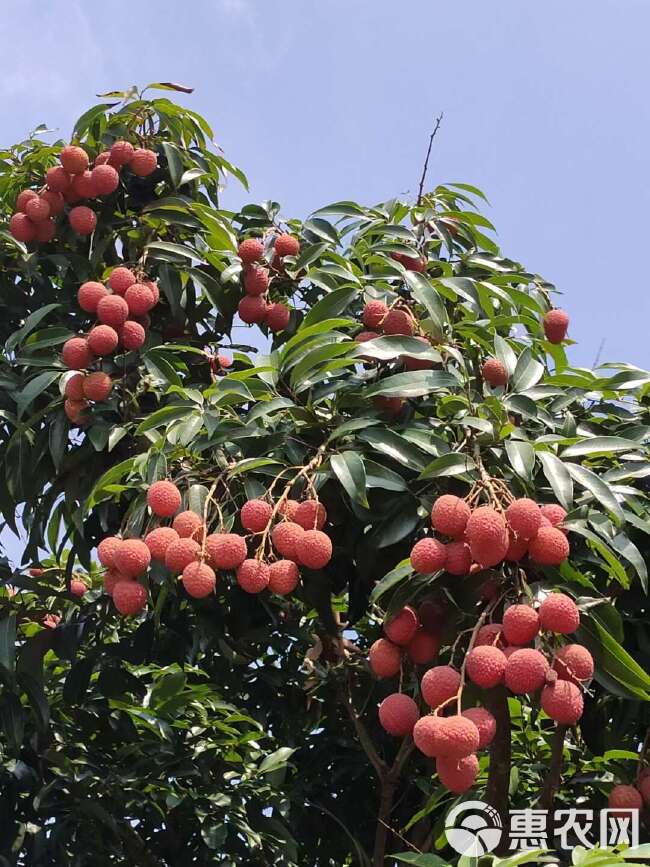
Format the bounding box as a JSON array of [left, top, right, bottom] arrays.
[[10, 213, 36, 242], [266, 302, 291, 332], [182, 562, 216, 598], [78, 281, 108, 313], [362, 300, 388, 330], [434, 716, 480, 759], [108, 267, 136, 295], [129, 148, 158, 177], [608, 784, 643, 811], [172, 511, 205, 541], [541, 679, 584, 724], [271, 522, 304, 560], [144, 527, 179, 562], [413, 715, 445, 757], [482, 358, 508, 387], [384, 606, 419, 646], [60, 145, 89, 175], [378, 693, 419, 737], [62, 338, 93, 369], [502, 604, 540, 645], [41, 189, 65, 215], [236, 559, 270, 593], [147, 480, 182, 517], [97, 536, 121, 569], [540, 503, 567, 529], [421, 665, 460, 710], [165, 539, 201, 573], [268, 560, 299, 595], [382, 308, 415, 336], [410, 537, 446, 574], [294, 500, 327, 530], [406, 629, 440, 664], [16, 190, 38, 212], [240, 499, 273, 533], [279, 499, 300, 521], [506, 498, 542, 540], [46, 166, 72, 192], [466, 506, 508, 567], [238, 295, 267, 324], [462, 707, 496, 749], [110, 140, 135, 166], [119, 320, 146, 351], [65, 373, 86, 401], [69, 206, 97, 235], [505, 530, 529, 561], [205, 533, 247, 570], [475, 623, 506, 648], [437, 754, 479, 793], [553, 644, 594, 684], [92, 164, 119, 195], [243, 266, 269, 296], [103, 569, 123, 596], [64, 399, 88, 424], [113, 580, 147, 616], [528, 527, 570, 566], [295, 530, 332, 569], [83, 372, 112, 402], [88, 325, 118, 356], [70, 579, 86, 597], [113, 539, 151, 578], [97, 295, 129, 327], [465, 645, 507, 688], [431, 495, 471, 538], [25, 198, 51, 223], [543, 308, 569, 343], [125, 283, 155, 316], [444, 541, 472, 576], [34, 219, 56, 243], [274, 233, 300, 258], [539, 593, 580, 634], [504, 649, 549, 693], [417, 598, 446, 633], [238, 238, 264, 265], [70, 171, 97, 199]]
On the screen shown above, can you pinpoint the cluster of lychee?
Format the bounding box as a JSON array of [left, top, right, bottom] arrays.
[[9, 141, 157, 244], [96, 480, 334, 616], [61, 266, 159, 424], [375, 592, 588, 794], [27, 565, 87, 598], [236, 235, 300, 332], [409, 494, 571, 575]]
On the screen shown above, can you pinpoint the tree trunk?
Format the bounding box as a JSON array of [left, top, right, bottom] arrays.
[[484, 685, 511, 853], [373, 779, 397, 867]]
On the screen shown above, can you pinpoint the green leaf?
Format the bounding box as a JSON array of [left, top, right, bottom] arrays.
[[15, 371, 59, 417], [562, 436, 639, 458], [494, 334, 518, 376], [0, 615, 16, 676], [537, 451, 573, 510], [610, 532, 647, 593], [578, 614, 650, 697], [565, 463, 624, 525], [360, 429, 428, 471], [257, 747, 296, 775], [303, 286, 358, 327], [505, 440, 535, 481], [419, 453, 476, 479], [6, 303, 60, 350], [393, 854, 451, 866], [404, 272, 447, 337], [330, 452, 368, 507], [161, 141, 184, 187], [370, 559, 412, 603], [363, 459, 408, 491], [512, 347, 544, 391], [351, 335, 441, 364], [135, 404, 195, 434], [365, 370, 456, 398], [187, 484, 210, 515]]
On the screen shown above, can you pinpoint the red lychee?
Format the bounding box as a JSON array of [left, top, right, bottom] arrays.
[[466, 506, 508, 567], [143, 280, 159, 304], [466, 645, 507, 688], [240, 499, 273, 533], [243, 266, 269, 296], [539, 593, 579, 633], [502, 605, 540, 645], [87, 325, 118, 356], [109, 140, 134, 166], [91, 164, 119, 195], [540, 503, 567, 529], [119, 320, 146, 351], [274, 233, 300, 258], [70, 578, 86, 597], [113, 580, 147, 616], [541, 679, 584, 724], [384, 606, 419, 646], [238, 238, 264, 264], [69, 206, 97, 235], [205, 533, 247, 570], [144, 527, 179, 562], [413, 714, 445, 757], [113, 539, 151, 578], [182, 562, 216, 598], [431, 494, 471, 538], [16, 190, 39, 212], [295, 529, 332, 569], [410, 537, 446, 574], [34, 219, 56, 243], [504, 648, 549, 693], [147, 480, 182, 517], [103, 569, 123, 596], [437, 754, 479, 793], [279, 499, 300, 521], [528, 526, 569, 566], [82, 371, 112, 402], [294, 500, 327, 530], [417, 598, 446, 633], [9, 213, 35, 242], [64, 373, 86, 400], [60, 145, 89, 174], [505, 530, 528, 561], [46, 166, 71, 192], [434, 715, 480, 759], [97, 294, 129, 328], [129, 148, 157, 176], [62, 337, 93, 369], [369, 638, 402, 678], [506, 498, 542, 541], [70, 171, 97, 199], [362, 300, 389, 330], [125, 283, 155, 316], [28, 567, 44, 577], [444, 541, 472, 576], [266, 302, 290, 332], [165, 538, 201, 573], [608, 785, 643, 812], [382, 308, 415, 336], [108, 267, 136, 295], [64, 399, 88, 424], [378, 693, 419, 737], [40, 189, 65, 216], [25, 197, 50, 223], [237, 559, 270, 593], [238, 295, 267, 324], [406, 629, 440, 664], [543, 308, 569, 344], [268, 559, 299, 595], [271, 522, 304, 560], [78, 281, 108, 313], [97, 535, 121, 568], [421, 665, 460, 710], [373, 396, 404, 416], [638, 777, 650, 807], [482, 358, 508, 387], [475, 623, 506, 648], [553, 644, 594, 684], [462, 707, 496, 749], [172, 510, 205, 541]]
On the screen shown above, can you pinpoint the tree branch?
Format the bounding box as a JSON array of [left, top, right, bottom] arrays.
[[539, 724, 567, 811], [416, 113, 444, 205], [340, 671, 388, 780], [484, 684, 511, 852]]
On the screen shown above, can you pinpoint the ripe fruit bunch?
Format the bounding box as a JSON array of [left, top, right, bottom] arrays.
[[236, 234, 299, 333], [368, 599, 445, 677]]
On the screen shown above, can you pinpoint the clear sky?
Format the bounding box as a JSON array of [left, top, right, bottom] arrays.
[[1, 0, 648, 561]]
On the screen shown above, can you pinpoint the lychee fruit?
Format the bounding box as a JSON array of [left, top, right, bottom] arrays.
[[553, 644, 594, 684], [369, 638, 402, 678], [540, 503, 567, 529], [129, 148, 157, 177], [482, 358, 508, 387], [413, 714, 445, 757], [34, 219, 56, 243], [437, 754, 479, 793], [505, 530, 528, 561], [125, 283, 155, 316], [373, 396, 404, 416], [384, 606, 419, 646], [434, 715, 480, 759], [91, 164, 119, 195], [97, 535, 121, 568], [82, 371, 112, 402], [243, 266, 269, 296], [87, 325, 118, 356], [279, 499, 300, 521], [608, 784, 643, 812], [97, 294, 129, 328], [268, 559, 299, 595], [295, 529, 332, 569], [271, 522, 304, 560], [109, 140, 134, 165], [119, 320, 146, 351], [64, 373, 86, 400], [144, 527, 179, 562], [113, 539, 151, 578], [240, 499, 273, 533], [40, 189, 65, 216], [466, 645, 507, 688], [78, 281, 108, 313], [506, 498, 542, 541], [541, 679, 584, 724], [182, 562, 216, 598], [421, 665, 461, 710], [504, 648, 549, 693], [475, 623, 506, 648], [431, 494, 471, 538], [410, 537, 446, 574], [70, 171, 97, 199], [362, 300, 388, 330], [60, 145, 89, 174], [466, 506, 508, 567], [113, 580, 147, 616], [417, 598, 446, 633], [25, 197, 50, 223], [103, 569, 123, 596], [16, 190, 39, 212], [543, 308, 569, 344], [266, 302, 291, 332], [69, 206, 96, 236], [9, 213, 35, 242], [406, 629, 440, 664], [378, 693, 419, 737], [462, 707, 496, 749], [403, 335, 435, 371], [62, 337, 93, 369], [46, 166, 72, 192], [502, 605, 540, 645], [294, 500, 327, 530], [172, 510, 205, 541], [143, 280, 160, 304], [147, 480, 182, 517], [165, 538, 201, 573], [238, 238, 264, 264], [237, 559, 270, 593], [205, 533, 247, 570], [70, 578, 86, 597], [28, 567, 44, 577], [382, 308, 415, 336], [274, 233, 300, 258], [64, 399, 88, 424], [444, 541, 472, 576], [108, 267, 136, 295], [538, 593, 580, 633], [528, 526, 570, 566], [238, 295, 267, 324]]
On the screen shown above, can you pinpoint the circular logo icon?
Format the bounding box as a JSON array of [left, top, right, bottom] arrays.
[[445, 800, 503, 856]]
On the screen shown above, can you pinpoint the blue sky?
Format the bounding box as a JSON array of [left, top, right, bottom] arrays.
[[1, 0, 648, 562]]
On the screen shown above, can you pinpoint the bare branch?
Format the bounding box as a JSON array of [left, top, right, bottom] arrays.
[[340, 671, 388, 780], [416, 112, 444, 205], [539, 724, 568, 810]]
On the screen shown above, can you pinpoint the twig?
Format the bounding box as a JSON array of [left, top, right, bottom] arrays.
[[416, 113, 444, 205], [340, 671, 387, 780], [539, 724, 567, 810]]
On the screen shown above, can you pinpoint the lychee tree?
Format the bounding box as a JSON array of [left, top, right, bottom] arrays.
[[0, 89, 649, 866]]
